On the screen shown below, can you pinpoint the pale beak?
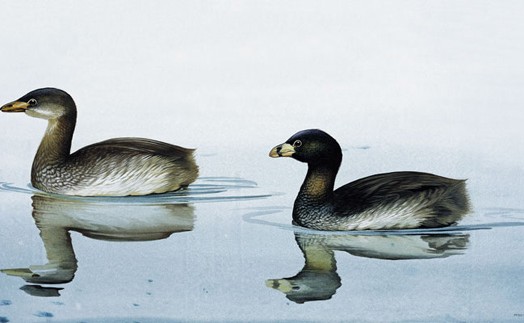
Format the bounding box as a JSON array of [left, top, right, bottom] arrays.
[[1, 101, 29, 113], [269, 143, 295, 158], [265, 278, 294, 293]]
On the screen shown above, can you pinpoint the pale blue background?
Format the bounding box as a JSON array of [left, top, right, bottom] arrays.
[[0, 1, 523, 322]]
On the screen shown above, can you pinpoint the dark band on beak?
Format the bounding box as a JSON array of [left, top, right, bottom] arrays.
[[269, 143, 295, 158]]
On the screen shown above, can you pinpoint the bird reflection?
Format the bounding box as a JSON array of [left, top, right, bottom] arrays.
[[266, 231, 469, 303], [1, 194, 194, 296]]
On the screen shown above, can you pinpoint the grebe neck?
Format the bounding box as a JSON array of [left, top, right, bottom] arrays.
[[297, 163, 339, 204], [33, 115, 76, 169]]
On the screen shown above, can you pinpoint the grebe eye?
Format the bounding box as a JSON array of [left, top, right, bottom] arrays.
[[293, 140, 302, 147], [28, 98, 38, 106]]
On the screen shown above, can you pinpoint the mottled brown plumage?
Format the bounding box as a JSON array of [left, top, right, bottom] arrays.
[[1, 88, 198, 196]]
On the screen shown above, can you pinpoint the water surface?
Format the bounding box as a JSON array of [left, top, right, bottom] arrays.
[[0, 145, 523, 322]]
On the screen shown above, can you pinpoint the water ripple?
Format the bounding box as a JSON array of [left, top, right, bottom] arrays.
[[482, 207, 524, 220], [0, 177, 275, 205], [242, 207, 524, 236]]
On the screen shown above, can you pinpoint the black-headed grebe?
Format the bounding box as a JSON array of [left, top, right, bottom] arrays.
[[269, 129, 469, 230]]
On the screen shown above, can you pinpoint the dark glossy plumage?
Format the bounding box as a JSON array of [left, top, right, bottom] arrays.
[[1, 88, 198, 196], [270, 129, 470, 230]]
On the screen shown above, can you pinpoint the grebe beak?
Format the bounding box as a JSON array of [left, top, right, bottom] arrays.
[[1, 101, 29, 113], [269, 143, 295, 158]]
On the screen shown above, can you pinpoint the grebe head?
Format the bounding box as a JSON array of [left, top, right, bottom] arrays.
[[1, 88, 76, 120], [269, 129, 342, 166]]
